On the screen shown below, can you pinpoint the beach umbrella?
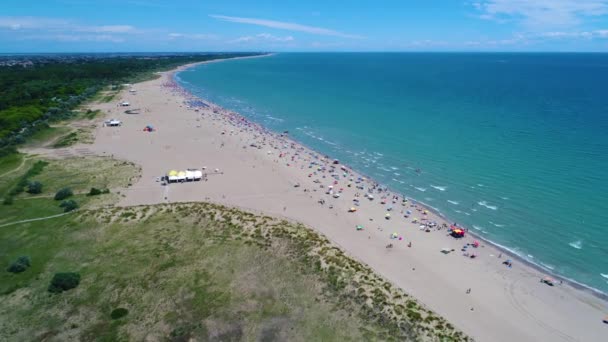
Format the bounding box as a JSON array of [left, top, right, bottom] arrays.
[[349, 207, 357, 212], [356, 225, 364, 230]]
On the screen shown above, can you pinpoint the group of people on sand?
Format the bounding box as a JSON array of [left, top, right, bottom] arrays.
[[165, 72, 573, 317]]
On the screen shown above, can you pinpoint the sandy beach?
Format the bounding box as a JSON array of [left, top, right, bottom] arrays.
[[76, 57, 608, 341]]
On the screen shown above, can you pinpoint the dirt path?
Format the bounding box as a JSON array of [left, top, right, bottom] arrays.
[[0, 156, 28, 178], [0, 211, 75, 228]]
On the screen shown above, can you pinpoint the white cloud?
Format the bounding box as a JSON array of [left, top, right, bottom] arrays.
[[81, 25, 135, 33], [0, 17, 136, 34], [0, 16, 69, 30], [21, 34, 125, 43], [168, 32, 218, 40], [211, 14, 362, 39], [0, 16, 138, 43], [536, 29, 608, 39], [230, 33, 294, 43], [472, 0, 608, 27]]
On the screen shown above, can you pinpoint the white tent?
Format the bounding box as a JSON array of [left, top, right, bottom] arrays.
[[120, 101, 130, 107], [167, 169, 202, 183]]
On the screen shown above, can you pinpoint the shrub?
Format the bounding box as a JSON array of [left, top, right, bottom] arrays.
[[54, 187, 73, 200], [60, 199, 78, 212], [26, 181, 43, 194], [7, 256, 31, 273], [88, 187, 102, 196], [48, 272, 80, 293], [110, 308, 129, 320], [2, 197, 13, 205]]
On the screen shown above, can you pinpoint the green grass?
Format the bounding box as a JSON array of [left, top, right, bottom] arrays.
[[21, 126, 72, 148], [0, 156, 138, 224], [81, 109, 102, 120], [0, 153, 24, 176], [0, 208, 374, 341], [52, 131, 79, 148]]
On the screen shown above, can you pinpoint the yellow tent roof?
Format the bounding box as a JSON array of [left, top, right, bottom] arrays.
[[177, 171, 186, 176], [168, 170, 178, 176]]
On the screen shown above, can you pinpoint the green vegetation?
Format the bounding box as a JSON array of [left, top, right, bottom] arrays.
[[6, 256, 31, 274], [54, 187, 73, 201], [3, 160, 48, 204], [0, 153, 23, 176], [51, 131, 79, 148], [0, 199, 468, 341], [48, 272, 81, 293], [110, 308, 129, 320], [0, 53, 260, 151], [0, 156, 138, 225], [87, 187, 109, 196], [26, 181, 43, 194], [59, 199, 78, 212], [0, 152, 466, 340]]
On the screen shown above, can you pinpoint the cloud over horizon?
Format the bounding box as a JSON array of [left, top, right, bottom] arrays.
[[473, 0, 608, 27], [210, 14, 363, 39]]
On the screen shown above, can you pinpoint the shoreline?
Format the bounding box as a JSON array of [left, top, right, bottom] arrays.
[[87, 56, 608, 341], [173, 58, 608, 302]]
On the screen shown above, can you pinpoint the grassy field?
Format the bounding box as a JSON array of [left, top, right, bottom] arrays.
[[0, 153, 25, 177], [0, 155, 467, 341], [0, 156, 139, 223]]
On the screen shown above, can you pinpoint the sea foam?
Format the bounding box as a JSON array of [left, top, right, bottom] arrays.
[[569, 240, 583, 250], [430, 185, 447, 191], [478, 201, 498, 210]]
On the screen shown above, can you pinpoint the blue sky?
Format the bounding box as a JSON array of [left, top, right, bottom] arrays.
[[2, 0, 608, 52]]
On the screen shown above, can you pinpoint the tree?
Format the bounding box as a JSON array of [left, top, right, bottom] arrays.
[[88, 187, 102, 196], [26, 181, 43, 194], [48, 272, 80, 293], [59, 199, 78, 212], [7, 256, 31, 273], [54, 187, 73, 200]]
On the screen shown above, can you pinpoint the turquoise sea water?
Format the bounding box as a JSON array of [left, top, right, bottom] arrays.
[[177, 53, 608, 294]]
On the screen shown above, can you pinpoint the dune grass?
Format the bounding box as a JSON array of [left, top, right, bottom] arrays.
[[0, 155, 467, 341]]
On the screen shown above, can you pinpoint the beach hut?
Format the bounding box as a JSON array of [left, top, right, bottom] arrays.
[[177, 171, 187, 182], [185, 170, 196, 181], [167, 170, 178, 183]]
